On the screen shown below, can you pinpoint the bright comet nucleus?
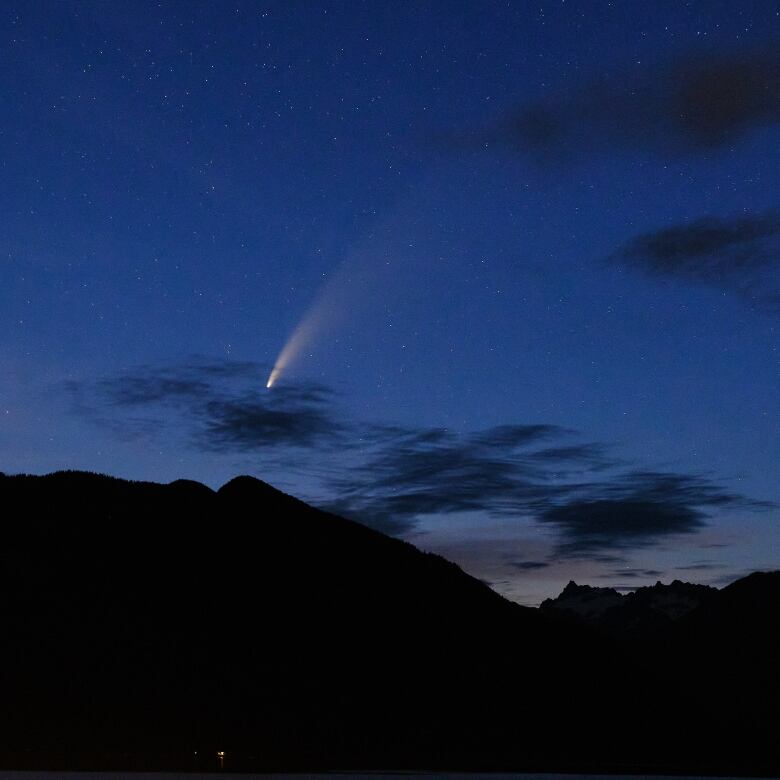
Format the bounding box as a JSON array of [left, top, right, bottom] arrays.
[[265, 304, 324, 388], [266, 367, 281, 389], [266, 218, 410, 388]]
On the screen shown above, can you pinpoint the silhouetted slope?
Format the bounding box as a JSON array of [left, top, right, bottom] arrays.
[[540, 571, 780, 775], [0, 470, 617, 771], [0, 470, 776, 774], [671, 571, 780, 732]]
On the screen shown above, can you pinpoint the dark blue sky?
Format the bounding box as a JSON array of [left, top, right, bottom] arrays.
[[2, 1, 778, 603]]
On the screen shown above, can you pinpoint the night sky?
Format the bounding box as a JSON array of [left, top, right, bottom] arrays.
[[2, 1, 778, 604]]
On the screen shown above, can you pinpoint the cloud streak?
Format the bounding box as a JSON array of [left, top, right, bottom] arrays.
[[538, 471, 770, 556], [71, 358, 345, 451], [508, 561, 551, 571], [474, 43, 780, 162], [70, 359, 771, 556], [323, 426, 766, 558], [610, 212, 780, 308]]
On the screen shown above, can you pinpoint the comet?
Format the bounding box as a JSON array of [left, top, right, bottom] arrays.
[[266, 305, 323, 388], [266, 267, 348, 389], [266, 195, 427, 389]]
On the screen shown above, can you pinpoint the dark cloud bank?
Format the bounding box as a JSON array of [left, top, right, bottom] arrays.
[[70, 359, 770, 559], [464, 42, 780, 311], [610, 212, 780, 309], [480, 43, 780, 160], [76, 360, 344, 451]]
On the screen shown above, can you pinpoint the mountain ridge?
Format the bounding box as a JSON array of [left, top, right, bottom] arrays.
[[0, 469, 776, 774]]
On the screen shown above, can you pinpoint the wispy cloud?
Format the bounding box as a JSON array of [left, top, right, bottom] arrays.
[[69, 359, 772, 557], [675, 562, 725, 572], [508, 560, 551, 571], [469, 43, 780, 162], [324, 427, 768, 558], [70, 358, 345, 451], [538, 471, 764, 556], [322, 423, 600, 526], [610, 212, 780, 309], [598, 568, 664, 580]]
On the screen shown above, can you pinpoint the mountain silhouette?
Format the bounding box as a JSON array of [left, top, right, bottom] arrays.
[[0, 470, 777, 774], [540, 578, 719, 637]]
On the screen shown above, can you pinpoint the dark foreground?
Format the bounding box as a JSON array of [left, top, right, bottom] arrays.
[[1, 775, 776, 780], [0, 471, 778, 776], [0, 775, 776, 780]]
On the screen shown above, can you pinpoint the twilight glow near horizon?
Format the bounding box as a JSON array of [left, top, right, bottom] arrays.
[[1, 1, 778, 605]]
